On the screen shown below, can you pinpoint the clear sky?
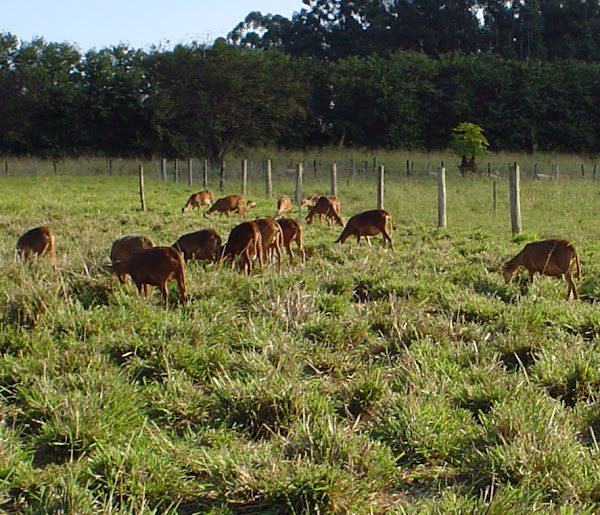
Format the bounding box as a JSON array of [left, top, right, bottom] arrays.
[[2, 1, 307, 52]]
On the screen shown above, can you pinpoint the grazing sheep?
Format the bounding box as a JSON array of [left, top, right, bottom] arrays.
[[335, 209, 394, 250], [16, 226, 55, 263], [107, 246, 187, 304], [275, 194, 292, 218], [306, 196, 344, 227], [182, 190, 214, 213], [277, 218, 305, 264], [204, 195, 252, 218], [109, 235, 156, 284], [172, 229, 222, 262], [220, 221, 263, 275], [254, 218, 284, 272], [301, 194, 320, 209], [502, 238, 581, 300]]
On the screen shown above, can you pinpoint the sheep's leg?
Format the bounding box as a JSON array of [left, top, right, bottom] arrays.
[[565, 272, 578, 300], [528, 270, 535, 283]]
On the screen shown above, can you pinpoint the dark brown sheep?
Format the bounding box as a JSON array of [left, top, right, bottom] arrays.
[[502, 238, 581, 300], [306, 196, 344, 227], [172, 229, 222, 262], [182, 190, 214, 213], [254, 218, 284, 272], [109, 234, 156, 284], [107, 246, 187, 304], [16, 226, 55, 263], [220, 221, 264, 275], [275, 194, 292, 218], [277, 218, 305, 264], [335, 209, 394, 250]]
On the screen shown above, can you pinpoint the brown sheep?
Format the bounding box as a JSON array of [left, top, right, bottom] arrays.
[[16, 226, 55, 264], [109, 234, 156, 284], [182, 190, 214, 213], [275, 194, 292, 218], [107, 246, 187, 304], [204, 194, 244, 217], [220, 221, 264, 275], [277, 218, 305, 264], [306, 196, 344, 227], [254, 218, 284, 272], [172, 229, 222, 262], [502, 238, 581, 300], [335, 209, 394, 250], [301, 194, 320, 209]]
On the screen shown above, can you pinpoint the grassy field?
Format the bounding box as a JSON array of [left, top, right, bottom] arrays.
[[2, 156, 600, 513]]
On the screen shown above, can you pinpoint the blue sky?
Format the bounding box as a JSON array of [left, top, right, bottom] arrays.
[[2, 0, 307, 51]]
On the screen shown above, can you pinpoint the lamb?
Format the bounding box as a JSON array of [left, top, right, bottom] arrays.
[[301, 194, 320, 209], [277, 218, 305, 264], [501, 238, 581, 300], [254, 218, 284, 272], [306, 196, 344, 227], [172, 229, 222, 262], [275, 194, 292, 218], [16, 226, 55, 264], [107, 246, 187, 304], [182, 190, 214, 213], [335, 209, 394, 250], [220, 221, 264, 275]]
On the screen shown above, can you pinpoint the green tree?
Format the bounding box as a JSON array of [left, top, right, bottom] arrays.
[[449, 122, 489, 174]]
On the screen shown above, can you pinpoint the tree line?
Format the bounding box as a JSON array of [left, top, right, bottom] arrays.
[[2, 28, 600, 162]]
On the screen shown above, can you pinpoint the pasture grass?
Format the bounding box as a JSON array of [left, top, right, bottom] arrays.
[[2, 156, 600, 512]]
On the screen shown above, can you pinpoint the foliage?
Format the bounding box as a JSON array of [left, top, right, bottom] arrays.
[[449, 122, 490, 159]]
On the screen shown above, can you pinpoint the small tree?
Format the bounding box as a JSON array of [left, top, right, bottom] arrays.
[[449, 122, 489, 175]]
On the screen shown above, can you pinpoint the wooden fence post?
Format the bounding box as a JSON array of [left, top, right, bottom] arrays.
[[509, 162, 522, 235], [437, 164, 447, 228], [492, 180, 497, 212], [241, 159, 247, 195], [219, 161, 225, 192], [594, 164, 598, 180], [313, 159, 318, 178], [203, 159, 208, 189], [187, 158, 193, 187], [138, 165, 146, 211], [161, 158, 167, 182], [295, 163, 303, 221], [330, 162, 338, 197], [4, 160, 8, 175], [377, 165, 385, 210], [265, 159, 272, 198], [174, 158, 180, 183]]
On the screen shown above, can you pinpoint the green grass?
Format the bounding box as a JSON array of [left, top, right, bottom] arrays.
[[2, 154, 600, 513]]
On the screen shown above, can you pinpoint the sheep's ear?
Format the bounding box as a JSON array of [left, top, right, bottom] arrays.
[[104, 263, 113, 270]]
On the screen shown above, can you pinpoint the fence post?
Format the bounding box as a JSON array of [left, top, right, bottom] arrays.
[[552, 164, 559, 181], [437, 164, 447, 228], [509, 162, 522, 235], [265, 159, 272, 198], [187, 158, 193, 187], [161, 158, 167, 182], [295, 163, 303, 221], [203, 159, 208, 189], [330, 162, 338, 197], [219, 161, 225, 192], [241, 159, 247, 196], [174, 158, 180, 183], [138, 165, 146, 211], [313, 159, 318, 178], [492, 180, 497, 212], [377, 165, 385, 210], [4, 160, 8, 176], [594, 164, 598, 180]]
